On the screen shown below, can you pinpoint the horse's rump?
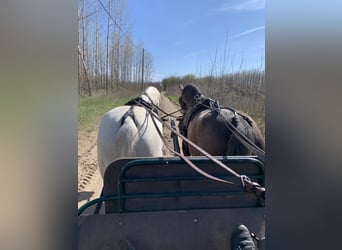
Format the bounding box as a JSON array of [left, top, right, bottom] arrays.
[[185, 108, 260, 156], [97, 86, 163, 178], [178, 84, 265, 157], [115, 107, 140, 158]]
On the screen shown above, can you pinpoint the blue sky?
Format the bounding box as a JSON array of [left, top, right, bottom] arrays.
[[126, 0, 264, 81]]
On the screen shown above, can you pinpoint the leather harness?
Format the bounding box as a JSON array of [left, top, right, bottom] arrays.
[[121, 95, 159, 126]]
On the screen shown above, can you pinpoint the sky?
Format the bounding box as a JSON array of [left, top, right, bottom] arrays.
[[125, 0, 265, 81]]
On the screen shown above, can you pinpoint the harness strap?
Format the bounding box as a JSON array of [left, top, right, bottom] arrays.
[[143, 93, 183, 120], [160, 108, 183, 120], [125, 96, 157, 114], [120, 106, 136, 126]]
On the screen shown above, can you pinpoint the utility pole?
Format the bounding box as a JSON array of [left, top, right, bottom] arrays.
[[141, 47, 144, 90]]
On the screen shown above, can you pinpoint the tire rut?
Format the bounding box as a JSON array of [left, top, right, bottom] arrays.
[[78, 130, 99, 192]]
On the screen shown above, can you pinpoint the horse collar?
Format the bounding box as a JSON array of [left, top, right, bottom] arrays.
[[182, 97, 216, 131]]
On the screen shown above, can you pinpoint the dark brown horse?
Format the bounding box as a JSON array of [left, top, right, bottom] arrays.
[[178, 84, 265, 159]]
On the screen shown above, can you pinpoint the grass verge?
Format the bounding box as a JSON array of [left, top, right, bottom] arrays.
[[167, 96, 179, 105], [78, 94, 131, 133]]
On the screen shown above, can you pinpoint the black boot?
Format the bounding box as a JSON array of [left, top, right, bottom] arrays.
[[231, 224, 256, 250]]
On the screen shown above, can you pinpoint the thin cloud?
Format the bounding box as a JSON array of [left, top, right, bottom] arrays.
[[231, 25, 265, 39], [215, 0, 265, 12]]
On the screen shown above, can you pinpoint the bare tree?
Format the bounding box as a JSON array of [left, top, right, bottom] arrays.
[[78, 0, 155, 95], [144, 51, 154, 83], [105, 0, 112, 94]]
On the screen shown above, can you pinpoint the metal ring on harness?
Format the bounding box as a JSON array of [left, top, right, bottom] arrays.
[[209, 99, 221, 113]]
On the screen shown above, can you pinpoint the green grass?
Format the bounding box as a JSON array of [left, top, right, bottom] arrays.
[[78, 94, 131, 133], [254, 116, 265, 137], [167, 96, 179, 105]]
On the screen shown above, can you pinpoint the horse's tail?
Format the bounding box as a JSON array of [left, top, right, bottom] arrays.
[[115, 108, 139, 157], [225, 115, 265, 156], [225, 135, 250, 155]]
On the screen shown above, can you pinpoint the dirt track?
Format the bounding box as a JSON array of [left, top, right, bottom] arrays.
[[77, 93, 182, 211]]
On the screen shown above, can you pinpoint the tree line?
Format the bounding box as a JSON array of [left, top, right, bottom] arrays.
[[78, 0, 154, 96]]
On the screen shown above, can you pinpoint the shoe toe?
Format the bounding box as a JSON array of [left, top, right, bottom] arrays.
[[231, 224, 256, 250]]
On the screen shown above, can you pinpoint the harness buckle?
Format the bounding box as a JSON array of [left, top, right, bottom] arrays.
[[240, 175, 265, 199], [209, 99, 220, 112], [240, 175, 250, 191], [194, 94, 203, 103]]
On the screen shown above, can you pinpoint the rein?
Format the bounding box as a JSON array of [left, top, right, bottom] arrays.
[[160, 108, 183, 120], [126, 95, 183, 120], [132, 98, 265, 199], [125, 96, 157, 114]]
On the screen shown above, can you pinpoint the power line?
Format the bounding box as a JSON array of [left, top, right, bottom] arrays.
[[78, 9, 99, 20], [96, 0, 139, 49]]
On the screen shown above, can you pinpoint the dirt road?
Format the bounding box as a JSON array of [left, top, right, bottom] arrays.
[[77, 93, 182, 211]]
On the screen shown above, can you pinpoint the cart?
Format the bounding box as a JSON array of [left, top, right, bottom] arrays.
[[78, 155, 265, 249]]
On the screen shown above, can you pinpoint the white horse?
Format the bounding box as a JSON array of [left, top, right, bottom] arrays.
[[97, 86, 163, 178]]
